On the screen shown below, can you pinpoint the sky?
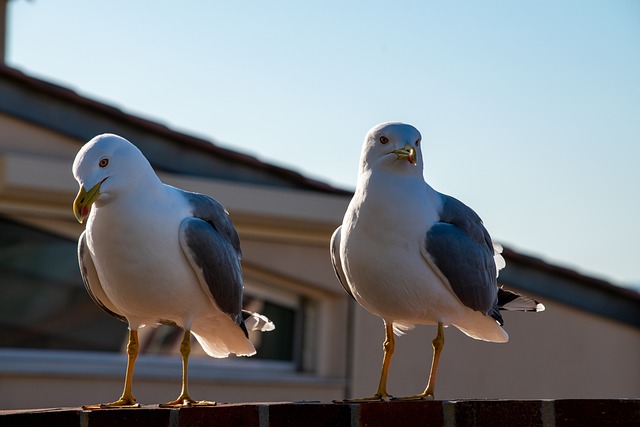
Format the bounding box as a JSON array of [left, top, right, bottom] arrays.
[[5, 1, 640, 289]]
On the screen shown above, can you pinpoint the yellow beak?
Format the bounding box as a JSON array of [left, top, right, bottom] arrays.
[[393, 143, 417, 165], [73, 179, 104, 223]]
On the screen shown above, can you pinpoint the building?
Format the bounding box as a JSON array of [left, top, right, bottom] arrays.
[[0, 65, 638, 409]]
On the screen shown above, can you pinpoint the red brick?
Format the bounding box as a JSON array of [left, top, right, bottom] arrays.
[[451, 400, 543, 427], [177, 403, 262, 427], [269, 402, 351, 427], [84, 406, 171, 427], [555, 399, 640, 427], [0, 408, 81, 427], [2, 400, 639, 426], [355, 400, 444, 427]]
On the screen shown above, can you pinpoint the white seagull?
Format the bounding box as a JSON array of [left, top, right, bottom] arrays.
[[330, 122, 544, 400], [72, 134, 274, 408]]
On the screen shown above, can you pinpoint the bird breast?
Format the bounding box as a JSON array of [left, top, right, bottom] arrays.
[[340, 175, 462, 323], [85, 189, 210, 326]]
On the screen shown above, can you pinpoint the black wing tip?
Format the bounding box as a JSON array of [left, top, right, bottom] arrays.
[[239, 318, 250, 339], [498, 287, 546, 312], [489, 307, 505, 326]]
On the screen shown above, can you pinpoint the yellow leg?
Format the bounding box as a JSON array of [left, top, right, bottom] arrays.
[[83, 329, 141, 409], [396, 322, 445, 400], [345, 321, 395, 401], [159, 329, 216, 407]]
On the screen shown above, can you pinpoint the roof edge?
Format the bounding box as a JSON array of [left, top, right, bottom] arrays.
[[501, 246, 640, 302], [0, 65, 352, 195]]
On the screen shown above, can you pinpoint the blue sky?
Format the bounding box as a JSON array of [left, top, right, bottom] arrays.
[[6, 1, 640, 288]]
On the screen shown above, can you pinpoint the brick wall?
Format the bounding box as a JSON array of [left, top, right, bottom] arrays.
[[1, 400, 638, 427]]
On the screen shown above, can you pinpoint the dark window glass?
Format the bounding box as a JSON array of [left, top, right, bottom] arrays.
[[0, 216, 126, 351], [250, 300, 297, 361], [0, 217, 300, 364]]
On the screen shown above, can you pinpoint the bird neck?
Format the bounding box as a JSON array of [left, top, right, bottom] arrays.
[[357, 170, 419, 214], [350, 169, 443, 234], [93, 178, 166, 217]]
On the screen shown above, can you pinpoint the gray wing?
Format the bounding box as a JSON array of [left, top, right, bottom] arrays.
[[424, 194, 501, 322], [330, 226, 355, 300], [78, 231, 127, 323], [179, 191, 245, 329]]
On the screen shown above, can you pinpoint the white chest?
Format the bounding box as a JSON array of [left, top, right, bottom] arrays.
[[85, 193, 207, 324], [340, 176, 461, 322]]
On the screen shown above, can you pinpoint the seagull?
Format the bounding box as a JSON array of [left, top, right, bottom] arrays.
[[330, 122, 544, 400], [72, 133, 274, 408]]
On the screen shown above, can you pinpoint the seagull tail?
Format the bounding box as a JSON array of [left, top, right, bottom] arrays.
[[453, 310, 509, 343], [498, 288, 546, 312], [493, 242, 506, 277], [242, 310, 275, 332], [454, 323, 509, 343], [192, 316, 257, 358]]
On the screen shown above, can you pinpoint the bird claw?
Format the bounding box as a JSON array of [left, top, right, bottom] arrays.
[[82, 399, 141, 410], [159, 396, 216, 408], [391, 393, 434, 401], [334, 393, 393, 403]]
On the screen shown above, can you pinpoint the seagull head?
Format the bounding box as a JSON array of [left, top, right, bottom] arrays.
[[360, 122, 423, 174], [72, 133, 157, 223]]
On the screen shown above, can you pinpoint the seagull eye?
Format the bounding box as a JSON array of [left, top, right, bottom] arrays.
[[379, 136, 389, 144], [99, 158, 109, 168], [415, 138, 421, 146]]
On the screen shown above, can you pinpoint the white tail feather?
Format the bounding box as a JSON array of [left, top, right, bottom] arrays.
[[493, 242, 506, 277], [244, 312, 275, 332]]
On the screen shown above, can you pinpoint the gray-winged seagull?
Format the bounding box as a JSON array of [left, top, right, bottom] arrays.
[[72, 134, 274, 408], [330, 122, 544, 400]]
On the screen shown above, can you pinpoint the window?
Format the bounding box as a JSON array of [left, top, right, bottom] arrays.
[[0, 216, 126, 352], [137, 293, 303, 365], [0, 216, 310, 370]]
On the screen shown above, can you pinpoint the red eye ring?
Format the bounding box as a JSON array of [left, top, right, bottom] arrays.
[[379, 136, 389, 144], [99, 158, 109, 168]]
